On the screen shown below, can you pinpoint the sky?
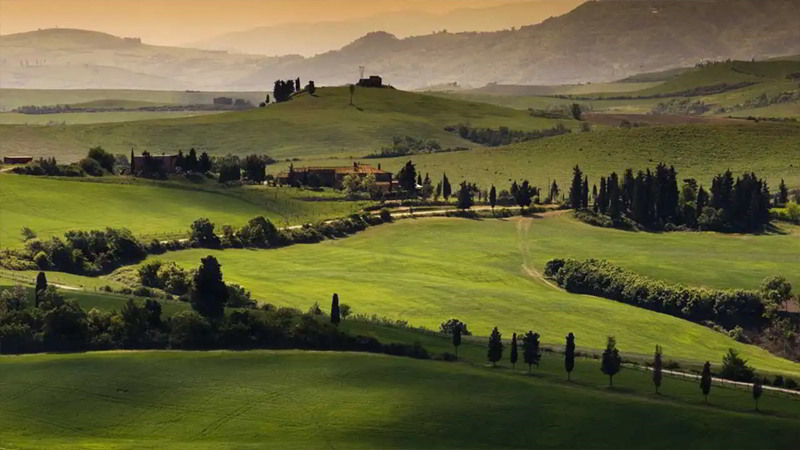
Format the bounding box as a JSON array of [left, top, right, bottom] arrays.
[[0, 0, 537, 45]]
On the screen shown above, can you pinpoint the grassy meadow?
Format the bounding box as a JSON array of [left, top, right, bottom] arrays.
[[0, 350, 797, 449], [273, 121, 800, 190], [0, 174, 368, 247], [0, 87, 575, 162], [146, 215, 800, 376]]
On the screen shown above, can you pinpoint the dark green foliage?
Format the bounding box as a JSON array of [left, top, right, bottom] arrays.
[[569, 165, 584, 210], [777, 179, 789, 205], [242, 154, 267, 183], [522, 330, 541, 372], [199, 152, 212, 173], [397, 161, 417, 194], [87, 146, 116, 173], [581, 176, 589, 209], [440, 318, 471, 336], [489, 185, 497, 210], [218, 159, 241, 183], [79, 157, 105, 176], [570, 103, 582, 120], [487, 327, 503, 367], [564, 332, 575, 380], [306, 80, 316, 95], [752, 379, 763, 410], [785, 378, 798, 390], [190, 218, 221, 248], [226, 284, 257, 309], [720, 349, 755, 383], [442, 173, 452, 200], [331, 293, 341, 326], [190, 256, 229, 319], [22, 228, 146, 275], [653, 345, 663, 393], [456, 181, 475, 210], [510, 332, 518, 370], [35, 271, 47, 306], [511, 180, 537, 212], [445, 123, 569, 147], [545, 258, 767, 330], [184, 148, 198, 172], [273, 79, 296, 103], [452, 324, 462, 359], [238, 216, 279, 248], [601, 336, 622, 386], [700, 361, 712, 402], [370, 136, 443, 158]]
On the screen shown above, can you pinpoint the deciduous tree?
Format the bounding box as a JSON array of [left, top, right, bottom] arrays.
[[190, 256, 229, 319]]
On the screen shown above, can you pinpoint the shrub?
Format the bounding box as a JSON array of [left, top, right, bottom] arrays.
[[380, 208, 392, 222], [719, 348, 755, 383], [20, 227, 37, 241], [33, 251, 49, 269], [79, 157, 105, 176]]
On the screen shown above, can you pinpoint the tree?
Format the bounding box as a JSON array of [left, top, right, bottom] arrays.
[[185, 148, 198, 172], [601, 336, 622, 386], [570, 103, 582, 120], [487, 327, 503, 367], [87, 146, 116, 173], [653, 345, 663, 394], [349, 84, 355, 105], [330, 293, 340, 326], [397, 161, 417, 194], [421, 174, 433, 200], [700, 361, 712, 402], [569, 165, 584, 209], [242, 154, 267, 183], [295, 78, 301, 92], [522, 331, 541, 372], [581, 176, 589, 209], [753, 379, 763, 410], [564, 332, 575, 380], [307, 80, 316, 95], [442, 173, 452, 200], [339, 303, 351, 319], [453, 323, 462, 359], [440, 318, 471, 336], [190, 256, 229, 319], [720, 348, 755, 382], [510, 332, 518, 370], [35, 271, 48, 307], [435, 182, 442, 201], [199, 152, 212, 173], [489, 185, 497, 210], [190, 218, 220, 248], [778, 179, 788, 205], [761, 275, 792, 313], [550, 180, 560, 203], [456, 181, 474, 210], [513, 180, 535, 213]]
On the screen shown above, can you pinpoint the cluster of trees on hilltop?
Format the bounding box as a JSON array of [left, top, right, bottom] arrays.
[[569, 164, 773, 232], [445, 123, 569, 147], [272, 77, 316, 103], [12, 147, 129, 178]]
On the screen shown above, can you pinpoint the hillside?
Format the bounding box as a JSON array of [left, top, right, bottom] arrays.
[[0, 174, 366, 248], [1, 350, 797, 448], [151, 216, 800, 376], [273, 121, 800, 190], [239, 0, 800, 88], [0, 87, 573, 161], [0, 28, 281, 90]]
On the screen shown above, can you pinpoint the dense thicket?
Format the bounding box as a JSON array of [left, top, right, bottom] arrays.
[[575, 164, 772, 232], [544, 258, 767, 330], [444, 123, 569, 147]]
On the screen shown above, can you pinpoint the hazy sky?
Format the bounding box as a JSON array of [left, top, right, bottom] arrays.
[[0, 0, 539, 45]]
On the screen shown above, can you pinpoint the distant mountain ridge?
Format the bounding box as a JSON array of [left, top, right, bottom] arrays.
[[186, 1, 585, 56], [2, 0, 798, 90], [242, 0, 800, 88]]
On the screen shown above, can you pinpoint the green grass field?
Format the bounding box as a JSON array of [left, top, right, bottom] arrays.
[[0, 110, 224, 125], [145, 215, 800, 376], [0, 88, 267, 111], [0, 87, 575, 162], [0, 174, 368, 247], [273, 121, 800, 191], [0, 350, 797, 449]]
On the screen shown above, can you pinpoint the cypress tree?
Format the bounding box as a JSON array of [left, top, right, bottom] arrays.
[[598, 177, 607, 214], [489, 185, 497, 210], [700, 361, 712, 403], [522, 330, 541, 373], [653, 345, 663, 394], [778, 179, 788, 205], [565, 332, 575, 381], [443, 173, 452, 200], [330, 293, 340, 325], [601, 336, 622, 386], [487, 327, 503, 367], [35, 271, 47, 307], [190, 255, 229, 319], [569, 165, 583, 209], [453, 323, 462, 359], [753, 379, 763, 410], [130, 149, 135, 175], [510, 333, 518, 371], [581, 176, 589, 209]]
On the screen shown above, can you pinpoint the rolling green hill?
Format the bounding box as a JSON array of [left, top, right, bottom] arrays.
[[0, 87, 572, 162], [146, 215, 800, 376], [274, 121, 800, 190], [0, 174, 367, 248], [0, 350, 797, 448]]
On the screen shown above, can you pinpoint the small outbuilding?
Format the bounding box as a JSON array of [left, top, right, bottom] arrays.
[[3, 156, 33, 164]]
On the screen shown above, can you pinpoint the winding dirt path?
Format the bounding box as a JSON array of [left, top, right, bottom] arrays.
[[514, 211, 568, 292]]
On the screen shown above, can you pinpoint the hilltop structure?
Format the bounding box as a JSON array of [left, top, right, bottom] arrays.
[[278, 162, 394, 192]]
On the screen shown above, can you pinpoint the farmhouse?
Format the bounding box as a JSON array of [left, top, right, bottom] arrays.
[[131, 152, 178, 173], [278, 162, 395, 192], [3, 156, 33, 164], [357, 75, 383, 88]]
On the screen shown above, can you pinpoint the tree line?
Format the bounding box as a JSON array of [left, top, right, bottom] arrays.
[[444, 123, 569, 147], [568, 164, 773, 232]]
